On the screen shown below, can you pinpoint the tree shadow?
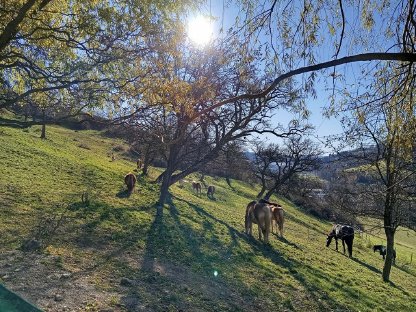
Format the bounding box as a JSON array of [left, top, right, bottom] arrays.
[[0, 117, 31, 129], [395, 264, 416, 278], [276, 235, 302, 250], [140, 206, 164, 272], [351, 257, 381, 274], [169, 196, 352, 311], [387, 280, 412, 297]]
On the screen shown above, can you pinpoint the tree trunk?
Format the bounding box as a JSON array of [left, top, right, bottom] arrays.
[[40, 110, 46, 139], [157, 174, 171, 216], [382, 188, 396, 282], [142, 145, 153, 176], [199, 173, 205, 183], [256, 186, 266, 199], [263, 189, 274, 200], [226, 176, 232, 188], [382, 227, 395, 282], [156, 146, 177, 214], [40, 124, 46, 139], [142, 163, 149, 176]]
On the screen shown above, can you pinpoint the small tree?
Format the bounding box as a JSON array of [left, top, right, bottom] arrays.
[[252, 136, 322, 199], [334, 61, 416, 281]]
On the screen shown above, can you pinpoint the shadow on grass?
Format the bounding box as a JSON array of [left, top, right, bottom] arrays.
[[0, 117, 31, 129], [140, 195, 354, 311], [351, 257, 381, 274], [396, 263, 416, 278], [133, 195, 290, 311], [19, 195, 413, 311], [276, 235, 302, 250]]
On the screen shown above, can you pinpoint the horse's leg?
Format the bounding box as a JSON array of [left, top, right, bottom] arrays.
[[335, 238, 339, 251], [246, 217, 253, 236], [244, 214, 249, 234], [342, 239, 346, 254], [264, 227, 269, 244], [258, 225, 262, 241], [347, 238, 353, 258]]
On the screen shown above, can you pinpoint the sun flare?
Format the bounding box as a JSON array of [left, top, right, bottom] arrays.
[[187, 15, 213, 46]]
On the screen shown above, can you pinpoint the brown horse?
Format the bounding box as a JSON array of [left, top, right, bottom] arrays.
[[192, 181, 202, 195], [258, 199, 284, 237], [207, 185, 215, 199], [245, 201, 271, 244], [124, 173, 137, 194], [270, 205, 284, 237]]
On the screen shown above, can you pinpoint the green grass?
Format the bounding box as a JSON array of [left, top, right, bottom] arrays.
[[1, 117, 415, 311]]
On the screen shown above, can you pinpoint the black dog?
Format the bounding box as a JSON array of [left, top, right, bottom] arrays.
[[373, 245, 396, 263]]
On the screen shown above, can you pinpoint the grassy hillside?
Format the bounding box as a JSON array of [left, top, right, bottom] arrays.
[[0, 118, 415, 312]]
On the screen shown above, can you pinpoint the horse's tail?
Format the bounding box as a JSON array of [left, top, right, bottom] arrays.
[[245, 201, 257, 233]]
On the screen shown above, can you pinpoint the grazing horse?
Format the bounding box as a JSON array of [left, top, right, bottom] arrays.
[[326, 224, 354, 258], [373, 245, 396, 263], [258, 199, 284, 237], [124, 173, 137, 194], [245, 201, 271, 244], [270, 205, 284, 237], [192, 181, 202, 195], [207, 185, 215, 199]]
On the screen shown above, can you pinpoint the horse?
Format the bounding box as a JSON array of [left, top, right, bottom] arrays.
[[124, 173, 137, 194], [270, 205, 284, 237], [326, 224, 354, 258], [192, 181, 202, 195], [207, 185, 215, 199], [258, 199, 284, 237], [245, 201, 271, 244], [373, 245, 396, 263]]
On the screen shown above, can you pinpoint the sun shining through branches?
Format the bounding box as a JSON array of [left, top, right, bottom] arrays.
[[187, 15, 214, 46]]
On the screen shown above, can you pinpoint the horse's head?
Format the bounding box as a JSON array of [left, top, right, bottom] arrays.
[[326, 233, 334, 247]]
